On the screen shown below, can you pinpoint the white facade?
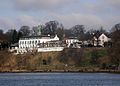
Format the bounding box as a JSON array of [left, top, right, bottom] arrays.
[[38, 47, 64, 52], [92, 33, 111, 47], [98, 33, 111, 46], [18, 35, 60, 54]]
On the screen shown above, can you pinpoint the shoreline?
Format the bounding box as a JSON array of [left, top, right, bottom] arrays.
[[0, 70, 120, 74]]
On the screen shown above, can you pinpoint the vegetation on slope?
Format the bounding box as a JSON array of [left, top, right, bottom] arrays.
[[0, 48, 119, 72]]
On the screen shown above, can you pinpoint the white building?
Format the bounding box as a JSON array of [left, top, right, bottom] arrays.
[[98, 33, 111, 47], [18, 35, 60, 54], [65, 37, 80, 48], [92, 33, 111, 47]]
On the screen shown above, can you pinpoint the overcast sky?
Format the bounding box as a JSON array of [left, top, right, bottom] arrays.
[[0, 0, 120, 31]]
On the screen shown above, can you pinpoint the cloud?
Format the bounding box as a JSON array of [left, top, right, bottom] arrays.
[[0, 14, 119, 32], [103, 0, 120, 10], [105, 0, 120, 6], [12, 0, 75, 11], [41, 13, 120, 30], [16, 15, 40, 27], [49, 13, 103, 29], [0, 18, 15, 31], [0, 15, 40, 31], [105, 16, 120, 29]]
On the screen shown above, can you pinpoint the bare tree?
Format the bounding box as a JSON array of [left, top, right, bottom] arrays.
[[109, 23, 120, 66], [70, 25, 86, 41], [43, 21, 59, 35], [19, 26, 30, 36], [32, 25, 44, 36]]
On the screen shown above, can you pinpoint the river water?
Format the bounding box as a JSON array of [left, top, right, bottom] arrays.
[[0, 73, 120, 86]]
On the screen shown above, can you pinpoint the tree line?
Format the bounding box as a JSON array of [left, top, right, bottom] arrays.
[[0, 20, 110, 44]]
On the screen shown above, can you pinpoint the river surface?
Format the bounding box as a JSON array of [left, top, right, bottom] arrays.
[[0, 73, 120, 86]]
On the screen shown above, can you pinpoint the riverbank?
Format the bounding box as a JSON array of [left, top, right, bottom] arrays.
[[0, 48, 120, 73], [0, 69, 120, 74]]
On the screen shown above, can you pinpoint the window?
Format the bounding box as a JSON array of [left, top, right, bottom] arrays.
[[102, 40, 104, 43], [32, 41, 34, 44], [102, 36, 104, 39], [35, 40, 37, 44]]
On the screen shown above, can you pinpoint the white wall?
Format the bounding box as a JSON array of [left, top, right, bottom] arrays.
[[98, 34, 110, 46], [18, 35, 59, 54]]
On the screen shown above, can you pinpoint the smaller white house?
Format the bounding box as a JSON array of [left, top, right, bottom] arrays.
[[98, 33, 111, 47], [92, 33, 111, 47]]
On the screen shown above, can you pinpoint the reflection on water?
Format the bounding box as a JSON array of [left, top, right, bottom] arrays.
[[0, 73, 120, 86]]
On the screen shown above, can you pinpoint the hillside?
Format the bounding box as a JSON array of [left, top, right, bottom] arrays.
[[0, 48, 119, 72]]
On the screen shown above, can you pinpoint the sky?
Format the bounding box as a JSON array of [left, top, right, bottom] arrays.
[[0, 0, 120, 31]]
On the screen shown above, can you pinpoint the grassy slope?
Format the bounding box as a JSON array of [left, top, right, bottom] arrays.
[[0, 48, 116, 72]]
